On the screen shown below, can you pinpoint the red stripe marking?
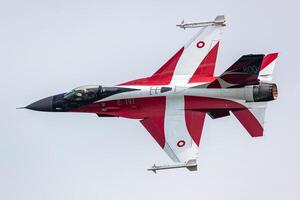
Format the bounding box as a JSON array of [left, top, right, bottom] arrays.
[[119, 47, 184, 86], [260, 53, 278, 71], [184, 96, 263, 137], [184, 108, 206, 146], [232, 109, 263, 137], [141, 116, 166, 148], [72, 96, 167, 148], [188, 42, 219, 83]]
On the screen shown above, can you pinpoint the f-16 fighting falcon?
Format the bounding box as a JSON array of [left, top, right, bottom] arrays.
[[23, 15, 279, 172]]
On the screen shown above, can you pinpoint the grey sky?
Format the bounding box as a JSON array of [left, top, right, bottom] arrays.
[[1, 0, 299, 199]]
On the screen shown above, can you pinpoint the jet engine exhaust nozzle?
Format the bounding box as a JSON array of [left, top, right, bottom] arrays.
[[253, 83, 278, 102]]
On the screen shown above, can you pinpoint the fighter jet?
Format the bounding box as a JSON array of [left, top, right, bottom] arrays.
[[23, 16, 279, 172]]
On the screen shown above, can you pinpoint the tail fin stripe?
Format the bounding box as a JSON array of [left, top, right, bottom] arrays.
[[260, 53, 278, 71]]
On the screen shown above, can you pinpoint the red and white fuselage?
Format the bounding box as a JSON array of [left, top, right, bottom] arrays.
[[25, 16, 279, 171]]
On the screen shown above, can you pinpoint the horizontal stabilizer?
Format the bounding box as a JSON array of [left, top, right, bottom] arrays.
[[232, 104, 266, 137]]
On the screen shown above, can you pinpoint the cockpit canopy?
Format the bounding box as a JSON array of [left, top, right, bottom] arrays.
[[63, 85, 102, 101]]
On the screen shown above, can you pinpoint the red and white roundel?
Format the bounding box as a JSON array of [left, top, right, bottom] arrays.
[[177, 140, 185, 147], [196, 41, 205, 48]]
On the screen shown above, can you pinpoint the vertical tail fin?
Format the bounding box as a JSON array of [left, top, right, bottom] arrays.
[[208, 54, 264, 88]]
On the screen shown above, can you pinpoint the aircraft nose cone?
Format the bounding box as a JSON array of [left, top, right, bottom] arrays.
[[26, 96, 54, 112]]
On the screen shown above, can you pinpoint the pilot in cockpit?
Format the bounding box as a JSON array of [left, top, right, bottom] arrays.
[[63, 85, 101, 101]]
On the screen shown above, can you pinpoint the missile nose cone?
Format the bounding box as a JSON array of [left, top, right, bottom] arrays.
[[26, 96, 54, 112]]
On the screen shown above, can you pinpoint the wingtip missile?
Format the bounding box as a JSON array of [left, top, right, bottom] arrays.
[[147, 159, 197, 173], [176, 15, 226, 29], [214, 15, 226, 25]]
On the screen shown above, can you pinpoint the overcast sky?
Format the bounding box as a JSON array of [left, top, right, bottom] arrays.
[[1, 0, 300, 200]]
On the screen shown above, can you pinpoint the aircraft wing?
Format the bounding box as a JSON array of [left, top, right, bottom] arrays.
[[171, 22, 223, 84], [140, 96, 206, 163], [120, 16, 225, 86]]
